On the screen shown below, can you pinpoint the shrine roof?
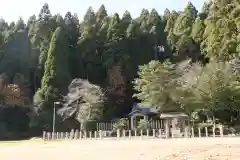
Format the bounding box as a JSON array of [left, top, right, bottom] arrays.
[[128, 103, 158, 116]]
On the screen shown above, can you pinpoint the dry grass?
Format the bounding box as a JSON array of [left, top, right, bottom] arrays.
[[0, 137, 240, 160]]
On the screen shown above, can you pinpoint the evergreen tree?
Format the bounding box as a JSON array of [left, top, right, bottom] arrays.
[[38, 3, 51, 21], [34, 27, 71, 111], [15, 17, 25, 31], [191, 16, 205, 44], [0, 19, 8, 31], [170, 3, 200, 61], [165, 11, 179, 51], [122, 10, 132, 30], [148, 9, 170, 60], [27, 15, 37, 29], [29, 4, 58, 91], [104, 13, 127, 67], [201, 0, 240, 60], [96, 5, 108, 25], [83, 7, 96, 25], [133, 60, 180, 112], [173, 2, 198, 36], [64, 12, 79, 78], [162, 8, 171, 26]]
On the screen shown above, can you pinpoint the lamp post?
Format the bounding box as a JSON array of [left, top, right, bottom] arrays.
[[53, 101, 60, 133]]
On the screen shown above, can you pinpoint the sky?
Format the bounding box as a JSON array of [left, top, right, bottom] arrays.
[[0, 0, 206, 22]]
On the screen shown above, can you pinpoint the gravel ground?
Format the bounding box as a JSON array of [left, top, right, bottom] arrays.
[[0, 137, 240, 160]]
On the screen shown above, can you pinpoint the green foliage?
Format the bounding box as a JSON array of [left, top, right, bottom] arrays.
[[177, 60, 240, 117], [15, 18, 25, 31], [137, 119, 149, 130], [173, 2, 197, 36], [191, 16, 205, 44], [96, 5, 108, 24], [134, 58, 240, 122], [201, 0, 240, 60], [0, 105, 31, 138], [34, 27, 71, 111], [113, 118, 129, 130], [133, 60, 180, 112]]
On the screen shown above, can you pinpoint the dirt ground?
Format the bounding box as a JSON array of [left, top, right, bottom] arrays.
[[0, 137, 240, 160]]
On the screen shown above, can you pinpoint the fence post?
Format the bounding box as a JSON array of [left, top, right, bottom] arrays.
[[134, 130, 137, 137], [99, 130, 102, 139], [159, 129, 162, 138], [89, 131, 92, 139], [60, 132, 64, 140], [219, 125, 223, 137], [55, 132, 58, 140], [212, 126, 215, 137], [191, 127, 195, 138], [43, 131, 46, 141], [129, 130, 131, 139], [70, 129, 74, 139], [117, 129, 120, 139], [153, 129, 155, 138], [47, 132, 51, 140], [65, 132, 69, 140], [166, 128, 169, 139], [198, 128, 201, 138], [205, 127, 208, 137], [146, 129, 149, 137], [184, 127, 188, 138], [94, 131, 97, 140], [140, 130, 143, 139], [51, 132, 55, 140], [79, 131, 82, 140], [122, 130, 126, 139], [74, 130, 79, 139], [57, 132, 59, 140]]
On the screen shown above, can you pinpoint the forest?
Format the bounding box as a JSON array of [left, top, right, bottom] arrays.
[[0, 0, 240, 139]]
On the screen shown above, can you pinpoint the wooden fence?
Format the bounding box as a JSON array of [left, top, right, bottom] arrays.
[[43, 125, 226, 141], [96, 120, 164, 131], [96, 122, 117, 131]]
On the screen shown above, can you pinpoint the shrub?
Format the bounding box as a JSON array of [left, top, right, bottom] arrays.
[[113, 118, 128, 130]]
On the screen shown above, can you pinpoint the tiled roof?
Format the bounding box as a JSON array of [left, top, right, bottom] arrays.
[[128, 103, 158, 115]]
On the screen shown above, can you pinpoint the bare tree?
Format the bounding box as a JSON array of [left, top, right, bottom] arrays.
[[58, 79, 105, 130]]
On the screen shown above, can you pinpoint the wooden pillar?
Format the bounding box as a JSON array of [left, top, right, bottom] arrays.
[[165, 119, 170, 138], [144, 115, 148, 121], [130, 115, 134, 130]]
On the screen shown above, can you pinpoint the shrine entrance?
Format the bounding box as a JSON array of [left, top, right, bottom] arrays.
[[160, 112, 188, 138]]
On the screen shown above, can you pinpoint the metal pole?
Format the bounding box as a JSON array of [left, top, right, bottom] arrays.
[[53, 102, 56, 133]]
